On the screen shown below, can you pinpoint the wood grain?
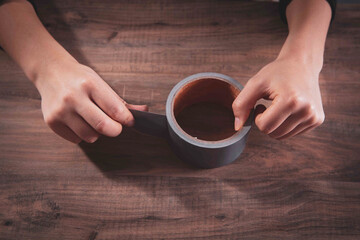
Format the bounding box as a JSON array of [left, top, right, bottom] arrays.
[[0, 0, 359, 239]]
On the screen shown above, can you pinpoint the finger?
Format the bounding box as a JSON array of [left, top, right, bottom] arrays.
[[295, 125, 318, 136], [293, 114, 324, 137], [254, 104, 266, 121], [277, 118, 316, 140], [232, 79, 266, 131], [64, 114, 99, 143], [255, 97, 293, 135], [48, 121, 81, 144], [76, 100, 123, 137], [90, 81, 134, 127], [125, 103, 149, 112], [268, 108, 309, 139]]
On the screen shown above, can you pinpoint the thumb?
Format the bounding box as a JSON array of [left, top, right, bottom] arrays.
[[125, 103, 149, 112], [232, 79, 265, 131]]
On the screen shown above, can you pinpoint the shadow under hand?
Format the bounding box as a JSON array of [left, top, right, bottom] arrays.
[[79, 127, 195, 179], [34, 1, 195, 178]]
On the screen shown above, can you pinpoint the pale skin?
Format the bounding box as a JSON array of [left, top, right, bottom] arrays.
[[0, 0, 148, 144], [0, 0, 331, 143], [233, 0, 331, 139]]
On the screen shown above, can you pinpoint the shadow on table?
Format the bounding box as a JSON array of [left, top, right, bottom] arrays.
[[33, 1, 216, 215], [79, 127, 239, 213], [32, 0, 293, 215], [79, 127, 196, 179], [36, 0, 197, 177]]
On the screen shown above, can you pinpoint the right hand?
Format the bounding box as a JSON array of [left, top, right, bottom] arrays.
[[34, 60, 147, 144], [232, 56, 325, 140]]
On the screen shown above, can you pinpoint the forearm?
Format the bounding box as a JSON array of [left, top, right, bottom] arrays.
[[0, 0, 76, 83], [278, 0, 332, 73]]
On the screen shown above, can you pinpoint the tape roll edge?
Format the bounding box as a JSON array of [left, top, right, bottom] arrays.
[[165, 72, 253, 149]]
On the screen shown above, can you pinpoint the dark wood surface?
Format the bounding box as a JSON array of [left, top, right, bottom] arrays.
[[1, 0, 359, 239]]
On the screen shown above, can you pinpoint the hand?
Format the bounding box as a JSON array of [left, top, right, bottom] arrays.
[[34, 60, 147, 143], [232, 56, 325, 140]]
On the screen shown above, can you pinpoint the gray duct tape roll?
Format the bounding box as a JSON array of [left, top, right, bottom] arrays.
[[130, 72, 253, 168]]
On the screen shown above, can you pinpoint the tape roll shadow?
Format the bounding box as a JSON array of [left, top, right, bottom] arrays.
[[130, 72, 253, 168]]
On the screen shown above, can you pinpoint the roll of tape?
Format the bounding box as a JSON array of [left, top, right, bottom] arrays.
[[130, 72, 253, 168]]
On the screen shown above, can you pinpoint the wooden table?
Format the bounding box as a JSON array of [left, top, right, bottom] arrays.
[[1, 1, 359, 239]]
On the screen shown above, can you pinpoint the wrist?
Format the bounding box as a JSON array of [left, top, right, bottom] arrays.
[[277, 33, 324, 74], [28, 51, 77, 88]]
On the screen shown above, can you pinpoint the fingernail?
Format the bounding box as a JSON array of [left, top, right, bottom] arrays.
[[234, 117, 242, 131], [127, 118, 135, 127], [88, 137, 98, 143], [143, 105, 149, 112]]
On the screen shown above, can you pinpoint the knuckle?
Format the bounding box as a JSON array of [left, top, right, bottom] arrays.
[[79, 78, 93, 91], [256, 119, 271, 134], [232, 100, 241, 110], [45, 106, 67, 126], [303, 101, 313, 112], [302, 102, 315, 117], [304, 108, 313, 119], [94, 117, 123, 137], [110, 105, 125, 120], [309, 114, 318, 125], [309, 111, 325, 126], [44, 114, 57, 126], [246, 77, 262, 91], [94, 118, 108, 133], [287, 95, 303, 108], [62, 91, 75, 105]]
